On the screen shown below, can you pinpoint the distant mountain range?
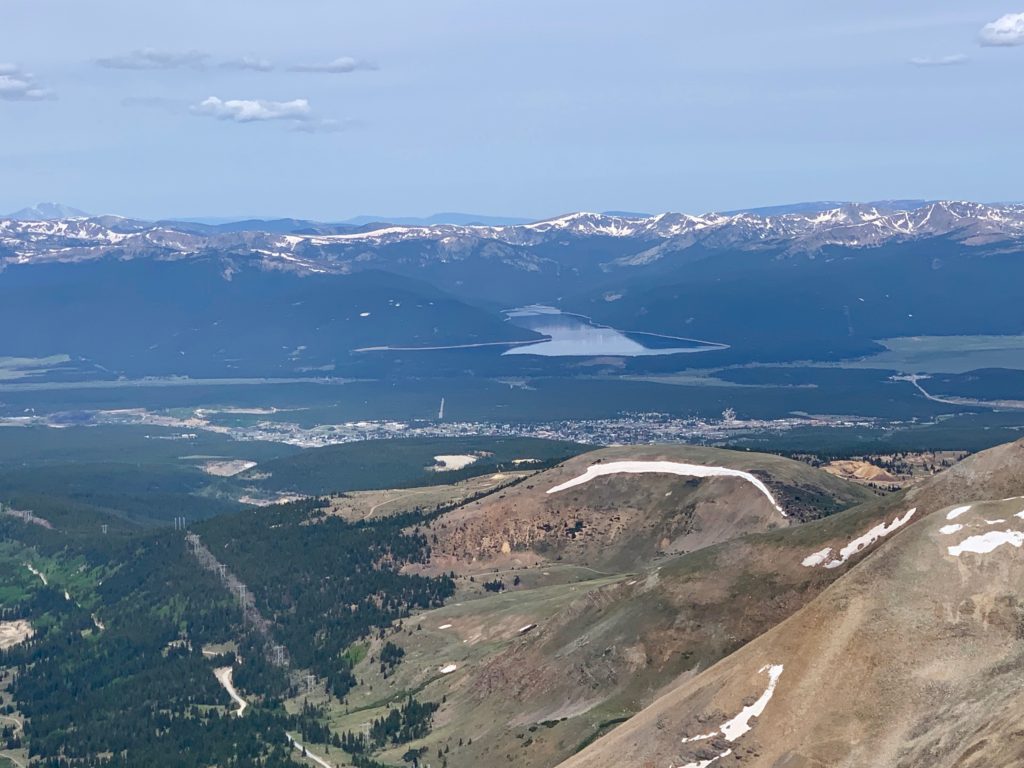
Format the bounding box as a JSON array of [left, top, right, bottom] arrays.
[[167, 212, 536, 228], [5, 202, 90, 220], [3, 199, 1023, 377], [4, 201, 1023, 272]]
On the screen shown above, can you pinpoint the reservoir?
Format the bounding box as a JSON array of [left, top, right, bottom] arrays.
[[502, 306, 727, 357]]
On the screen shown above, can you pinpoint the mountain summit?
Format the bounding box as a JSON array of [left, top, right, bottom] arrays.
[[6, 202, 90, 220]]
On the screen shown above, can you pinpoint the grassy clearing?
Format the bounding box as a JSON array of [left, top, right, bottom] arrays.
[[320, 471, 534, 522], [843, 334, 1024, 373], [311, 574, 625, 752], [0, 540, 107, 614]]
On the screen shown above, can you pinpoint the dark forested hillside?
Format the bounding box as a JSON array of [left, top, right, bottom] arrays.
[[0, 488, 458, 766], [575, 239, 1024, 362], [196, 498, 455, 699], [0, 259, 539, 378], [0, 521, 300, 767], [240, 436, 584, 495]]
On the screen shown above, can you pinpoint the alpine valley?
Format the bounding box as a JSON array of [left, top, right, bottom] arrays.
[[3, 200, 1024, 372], [4, 204, 1024, 767]]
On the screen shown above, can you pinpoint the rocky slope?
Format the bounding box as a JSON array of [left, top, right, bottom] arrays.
[[357, 447, 915, 767], [556, 439, 1024, 768], [421, 445, 873, 572]]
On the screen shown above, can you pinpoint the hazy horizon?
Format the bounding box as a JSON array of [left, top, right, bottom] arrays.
[[3, 1, 1023, 220]]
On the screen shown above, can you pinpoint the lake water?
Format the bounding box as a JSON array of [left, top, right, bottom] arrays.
[[502, 306, 727, 357]]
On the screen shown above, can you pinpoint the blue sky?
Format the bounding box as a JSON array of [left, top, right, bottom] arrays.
[[2, 1, 1022, 220]]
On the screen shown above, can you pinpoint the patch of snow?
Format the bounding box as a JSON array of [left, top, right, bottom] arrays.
[[801, 547, 833, 567], [439, 663, 458, 674], [680, 750, 732, 768], [948, 530, 1024, 557], [939, 524, 964, 535], [547, 460, 786, 516], [681, 730, 720, 744], [438, 624, 452, 630], [946, 505, 972, 520], [719, 664, 784, 741], [802, 509, 916, 568], [679, 664, 783, 768]]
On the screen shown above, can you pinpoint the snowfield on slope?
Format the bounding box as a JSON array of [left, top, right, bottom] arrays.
[[940, 503, 1024, 557], [946, 505, 973, 520], [948, 530, 1024, 557], [801, 508, 916, 569], [937, 501, 1024, 557], [677, 664, 784, 768], [546, 460, 786, 516]]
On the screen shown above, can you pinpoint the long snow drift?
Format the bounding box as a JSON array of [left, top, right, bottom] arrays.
[[546, 460, 786, 516], [679, 664, 784, 768], [948, 530, 1024, 557], [801, 508, 916, 569]]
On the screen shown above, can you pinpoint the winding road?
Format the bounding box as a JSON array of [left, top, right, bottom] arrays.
[[897, 374, 1024, 411], [213, 666, 248, 716], [285, 734, 335, 768]]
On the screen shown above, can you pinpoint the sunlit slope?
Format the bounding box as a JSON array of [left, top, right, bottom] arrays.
[[557, 439, 1024, 768], [348, 453, 916, 768], [424, 445, 874, 572]]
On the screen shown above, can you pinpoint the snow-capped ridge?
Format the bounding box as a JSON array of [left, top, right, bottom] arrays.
[[2, 201, 1023, 272]]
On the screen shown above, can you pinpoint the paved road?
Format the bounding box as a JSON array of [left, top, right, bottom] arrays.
[[898, 374, 1024, 410]]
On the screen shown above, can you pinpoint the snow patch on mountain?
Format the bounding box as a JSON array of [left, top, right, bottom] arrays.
[[802, 508, 916, 569], [547, 460, 786, 516], [677, 664, 784, 768], [3, 201, 1024, 272]]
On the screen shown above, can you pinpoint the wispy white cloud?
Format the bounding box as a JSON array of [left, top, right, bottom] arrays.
[[189, 96, 353, 134], [220, 56, 274, 73], [97, 49, 209, 70], [909, 53, 969, 67], [288, 56, 377, 73], [0, 63, 54, 101], [191, 96, 311, 123], [979, 13, 1024, 46]]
